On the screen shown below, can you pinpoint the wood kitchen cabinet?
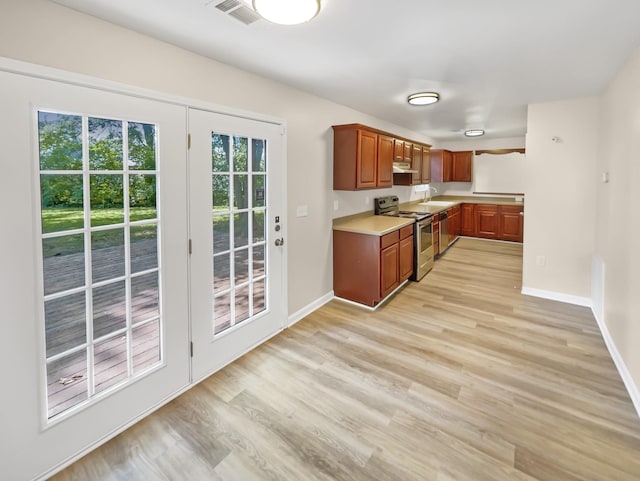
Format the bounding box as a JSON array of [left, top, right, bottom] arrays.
[[377, 134, 394, 188], [460, 203, 476, 237], [476, 204, 500, 239], [433, 215, 440, 255], [403, 142, 412, 163], [499, 205, 524, 242], [394, 139, 404, 162], [333, 124, 395, 190], [380, 241, 400, 298], [431, 149, 452, 183], [458, 203, 524, 242], [448, 205, 461, 242], [394, 143, 431, 186], [421, 146, 431, 184], [333, 124, 432, 190], [399, 228, 414, 281], [333, 224, 414, 306], [411, 144, 422, 185], [452, 151, 473, 182]]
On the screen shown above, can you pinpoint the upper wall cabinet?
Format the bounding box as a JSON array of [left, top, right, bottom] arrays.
[[421, 145, 431, 184], [431, 149, 473, 183], [333, 125, 381, 190], [431, 149, 452, 182], [452, 150, 473, 182], [333, 123, 431, 190]]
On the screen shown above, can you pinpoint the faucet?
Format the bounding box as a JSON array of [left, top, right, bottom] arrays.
[[424, 186, 438, 203]]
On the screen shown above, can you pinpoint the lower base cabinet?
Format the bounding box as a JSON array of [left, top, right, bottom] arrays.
[[334, 225, 414, 306], [499, 205, 524, 242], [433, 215, 440, 254], [460, 203, 523, 242], [476, 204, 500, 239]]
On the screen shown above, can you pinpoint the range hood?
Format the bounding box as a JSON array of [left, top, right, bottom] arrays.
[[393, 161, 419, 174]]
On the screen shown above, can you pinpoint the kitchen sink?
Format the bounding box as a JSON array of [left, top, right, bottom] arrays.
[[418, 200, 456, 207]]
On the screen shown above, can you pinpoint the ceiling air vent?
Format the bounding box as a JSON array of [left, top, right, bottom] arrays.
[[211, 0, 262, 25]]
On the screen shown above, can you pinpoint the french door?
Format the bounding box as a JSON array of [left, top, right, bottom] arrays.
[[188, 108, 286, 382], [0, 68, 190, 480]]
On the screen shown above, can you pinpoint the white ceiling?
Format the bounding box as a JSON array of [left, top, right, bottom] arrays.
[[54, 0, 640, 140]]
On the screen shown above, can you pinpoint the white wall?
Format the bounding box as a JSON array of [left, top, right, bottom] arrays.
[[596, 47, 640, 409], [0, 0, 432, 318], [522, 97, 599, 303]]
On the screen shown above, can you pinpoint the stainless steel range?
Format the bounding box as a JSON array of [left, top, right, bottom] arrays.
[[374, 196, 434, 280]]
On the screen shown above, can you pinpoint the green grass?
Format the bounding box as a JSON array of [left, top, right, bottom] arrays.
[[42, 207, 157, 257]]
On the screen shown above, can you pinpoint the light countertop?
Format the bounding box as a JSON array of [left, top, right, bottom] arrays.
[[333, 195, 523, 236], [333, 214, 414, 236]]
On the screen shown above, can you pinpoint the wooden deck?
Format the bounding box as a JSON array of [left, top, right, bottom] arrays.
[[44, 239, 161, 418], [44, 238, 266, 417], [51, 238, 640, 481]]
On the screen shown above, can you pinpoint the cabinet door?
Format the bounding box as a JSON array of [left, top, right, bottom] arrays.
[[377, 134, 394, 187], [499, 205, 524, 242], [442, 150, 453, 182], [403, 142, 412, 163], [421, 146, 431, 184], [380, 243, 400, 298], [476, 204, 499, 238], [452, 151, 472, 182], [399, 235, 414, 281], [356, 129, 378, 189], [430, 149, 450, 183], [394, 138, 404, 161], [448, 211, 459, 241], [411, 144, 422, 184], [460, 203, 476, 236]]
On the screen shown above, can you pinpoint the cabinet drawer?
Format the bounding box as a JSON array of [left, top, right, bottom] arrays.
[[399, 225, 414, 240], [381, 230, 400, 249], [500, 205, 523, 214]]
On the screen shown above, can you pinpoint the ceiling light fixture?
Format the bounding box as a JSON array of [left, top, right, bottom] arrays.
[[407, 92, 440, 106], [464, 129, 485, 137], [252, 0, 321, 25]]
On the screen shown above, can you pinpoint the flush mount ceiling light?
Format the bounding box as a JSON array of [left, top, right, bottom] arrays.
[[407, 92, 440, 106], [252, 0, 321, 25], [464, 129, 485, 137]]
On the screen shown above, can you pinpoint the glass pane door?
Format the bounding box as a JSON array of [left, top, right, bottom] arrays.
[[188, 108, 285, 382]]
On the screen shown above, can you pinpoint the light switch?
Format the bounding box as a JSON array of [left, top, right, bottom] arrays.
[[333, 200, 339, 211], [602, 172, 609, 183], [296, 205, 308, 217]]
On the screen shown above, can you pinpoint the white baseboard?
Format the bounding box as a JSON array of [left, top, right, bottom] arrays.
[[287, 291, 334, 327], [521, 287, 592, 308], [592, 306, 640, 418]]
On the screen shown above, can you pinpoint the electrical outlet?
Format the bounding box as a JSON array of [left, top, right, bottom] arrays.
[[536, 255, 546, 267]]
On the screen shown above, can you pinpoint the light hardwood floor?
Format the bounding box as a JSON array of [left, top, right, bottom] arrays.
[[51, 238, 640, 481]]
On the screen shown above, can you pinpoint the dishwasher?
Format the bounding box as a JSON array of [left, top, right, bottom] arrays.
[[439, 211, 449, 254]]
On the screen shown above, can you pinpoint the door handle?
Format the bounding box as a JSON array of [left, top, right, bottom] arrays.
[[275, 238, 285, 247]]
